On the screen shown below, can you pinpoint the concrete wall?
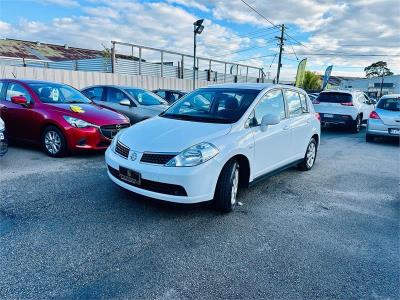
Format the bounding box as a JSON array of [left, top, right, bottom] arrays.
[[0, 65, 213, 91]]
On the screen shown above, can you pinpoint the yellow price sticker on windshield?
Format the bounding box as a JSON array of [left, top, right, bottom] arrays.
[[70, 105, 85, 114]]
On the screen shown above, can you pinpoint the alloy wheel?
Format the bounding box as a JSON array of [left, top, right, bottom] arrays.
[[44, 131, 62, 155], [306, 142, 316, 168], [231, 167, 239, 205]]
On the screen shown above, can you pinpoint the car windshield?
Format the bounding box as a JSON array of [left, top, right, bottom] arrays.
[[124, 88, 164, 106], [316, 92, 352, 103], [29, 83, 91, 104], [377, 97, 400, 111], [160, 88, 260, 124]]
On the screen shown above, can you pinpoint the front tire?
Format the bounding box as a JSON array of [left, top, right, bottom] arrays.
[[42, 126, 67, 157], [298, 138, 317, 171], [214, 160, 239, 213]]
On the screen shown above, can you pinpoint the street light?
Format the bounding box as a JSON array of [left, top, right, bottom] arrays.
[[193, 19, 204, 90]]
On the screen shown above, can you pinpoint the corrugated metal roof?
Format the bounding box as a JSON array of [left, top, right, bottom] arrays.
[[0, 39, 139, 62]]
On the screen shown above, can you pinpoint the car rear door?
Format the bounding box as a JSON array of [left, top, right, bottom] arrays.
[[284, 89, 313, 159], [250, 89, 292, 177]]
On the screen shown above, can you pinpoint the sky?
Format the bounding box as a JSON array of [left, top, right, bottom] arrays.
[[0, 0, 399, 81]]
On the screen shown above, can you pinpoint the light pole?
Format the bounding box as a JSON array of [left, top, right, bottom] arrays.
[[193, 19, 204, 90]]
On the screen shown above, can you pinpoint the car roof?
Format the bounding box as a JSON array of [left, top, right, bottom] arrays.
[[380, 94, 400, 99], [1, 79, 60, 85], [84, 85, 147, 90], [203, 83, 305, 92]]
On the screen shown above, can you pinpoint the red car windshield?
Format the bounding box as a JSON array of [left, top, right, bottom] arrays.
[[28, 83, 92, 104]]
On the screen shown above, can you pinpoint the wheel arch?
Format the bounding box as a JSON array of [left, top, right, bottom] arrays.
[[220, 154, 251, 189]]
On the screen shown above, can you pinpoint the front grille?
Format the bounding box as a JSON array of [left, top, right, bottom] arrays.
[[115, 141, 130, 159], [100, 123, 130, 139], [140, 153, 176, 165], [108, 165, 187, 196]]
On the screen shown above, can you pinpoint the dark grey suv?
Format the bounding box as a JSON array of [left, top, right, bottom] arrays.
[[82, 85, 169, 124]]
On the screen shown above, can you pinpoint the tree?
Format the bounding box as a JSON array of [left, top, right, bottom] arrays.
[[364, 61, 393, 78], [301, 71, 321, 91]]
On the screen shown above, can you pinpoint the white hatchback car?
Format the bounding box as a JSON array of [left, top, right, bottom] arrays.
[[105, 84, 321, 212], [313, 90, 374, 132]]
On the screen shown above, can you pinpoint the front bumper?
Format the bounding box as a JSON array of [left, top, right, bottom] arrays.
[[64, 123, 129, 151], [367, 119, 400, 137], [105, 147, 222, 203]]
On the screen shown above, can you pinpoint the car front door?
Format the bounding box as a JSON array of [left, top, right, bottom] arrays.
[[284, 89, 313, 159], [105, 87, 140, 123], [250, 89, 292, 177], [0, 82, 37, 141]]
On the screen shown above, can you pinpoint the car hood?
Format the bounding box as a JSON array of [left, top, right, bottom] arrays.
[[45, 103, 128, 125], [119, 116, 232, 152]]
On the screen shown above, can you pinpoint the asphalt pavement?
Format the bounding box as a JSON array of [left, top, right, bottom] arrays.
[[0, 127, 399, 299]]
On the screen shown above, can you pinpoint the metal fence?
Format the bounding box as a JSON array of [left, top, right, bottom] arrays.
[[0, 42, 266, 89]]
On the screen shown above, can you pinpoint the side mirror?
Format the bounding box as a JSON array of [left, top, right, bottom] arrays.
[[11, 95, 28, 106], [260, 114, 280, 132], [119, 99, 131, 106]]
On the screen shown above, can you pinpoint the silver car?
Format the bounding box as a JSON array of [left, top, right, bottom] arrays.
[[366, 94, 400, 142], [82, 85, 169, 124]]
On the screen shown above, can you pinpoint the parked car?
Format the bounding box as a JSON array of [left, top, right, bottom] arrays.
[[152, 89, 187, 104], [0, 116, 7, 157], [313, 90, 374, 132], [0, 79, 130, 157], [366, 94, 400, 142], [105, 83, 320, 212], [82, 85, 169, 124]]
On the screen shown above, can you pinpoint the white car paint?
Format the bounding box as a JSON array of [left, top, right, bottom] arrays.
[[105, 83, 320, 204], [314, 90, 374, 123]]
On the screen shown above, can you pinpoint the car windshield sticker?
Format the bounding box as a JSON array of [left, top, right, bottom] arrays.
[[70, 105, 85, 113], [51, 88, 60, 102]]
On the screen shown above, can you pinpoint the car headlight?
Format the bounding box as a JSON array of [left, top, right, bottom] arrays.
[[63, 116, 96, 128], [165, 142, 219, 167]]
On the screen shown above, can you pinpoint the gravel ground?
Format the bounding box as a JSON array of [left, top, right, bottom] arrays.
[[0, 127, 399, 299]]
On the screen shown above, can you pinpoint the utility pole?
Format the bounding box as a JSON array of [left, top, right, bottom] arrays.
[[276, 24, 285, 84]]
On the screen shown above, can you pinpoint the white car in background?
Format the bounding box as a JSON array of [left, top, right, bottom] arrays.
[[105, 83, 320, 212], [313, 90, 375, 132], [0, 117, 7, 156], [366, 94, 400, 142]]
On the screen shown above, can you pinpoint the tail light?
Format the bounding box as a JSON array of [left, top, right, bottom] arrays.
[[369, 111, 380, 119], [315, 113, 321, 121], [341, 102, 353, 106]]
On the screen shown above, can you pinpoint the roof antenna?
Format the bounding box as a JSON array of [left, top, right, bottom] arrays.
[[11, 72, 16, 78]]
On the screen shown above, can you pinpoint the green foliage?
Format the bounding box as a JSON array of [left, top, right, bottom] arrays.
[[301, 71, 321, 91], [364, 61, 393, 78]]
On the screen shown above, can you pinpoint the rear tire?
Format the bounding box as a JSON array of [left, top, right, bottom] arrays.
[[298, 138, 317, 171], [351, 115, 362, 133], [214, 160, 239, 213], [42, 126, 67, 157], [366, 133, 375, 142]]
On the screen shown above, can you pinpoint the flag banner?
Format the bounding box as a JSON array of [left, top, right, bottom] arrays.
[[295, 58, 307, 87], [322, 65, 333, 90]]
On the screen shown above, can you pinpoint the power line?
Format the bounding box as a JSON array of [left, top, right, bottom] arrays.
[[232, 54, 277, 62], [239, 0, 280, 29], [212, 37, 277, 58], [287, 53, 400, 57]]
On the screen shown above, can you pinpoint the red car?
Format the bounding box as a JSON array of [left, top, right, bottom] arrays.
[[0, 79, 130, 157]]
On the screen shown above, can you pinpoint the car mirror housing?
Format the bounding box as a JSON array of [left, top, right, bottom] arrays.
[[119, 99, 131, 106], [11, 95, 28, 106], [260, 114, 280, 131]]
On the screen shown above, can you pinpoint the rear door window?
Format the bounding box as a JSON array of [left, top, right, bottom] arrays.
[[316, 92, 352, 104], [83, 87, 104, 101], [284, 90, 302, 117], [299, 93, 309, 113]]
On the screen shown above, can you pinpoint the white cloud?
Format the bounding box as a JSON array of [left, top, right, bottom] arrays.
[[166, 0, 210, 12]]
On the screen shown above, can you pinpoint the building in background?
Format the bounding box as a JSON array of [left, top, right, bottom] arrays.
[[340, 75, 400, 98]]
